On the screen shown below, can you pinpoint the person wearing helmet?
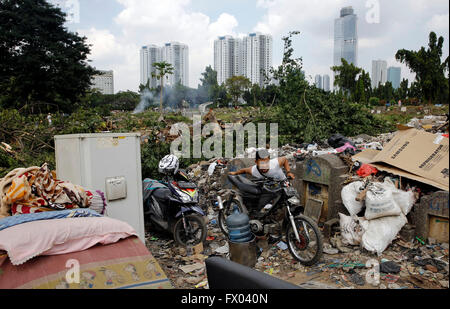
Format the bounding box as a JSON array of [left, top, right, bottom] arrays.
[[229, 148, 295, 180]]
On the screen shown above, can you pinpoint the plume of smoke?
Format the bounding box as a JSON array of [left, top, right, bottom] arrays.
[[133, 88, 155, 114]]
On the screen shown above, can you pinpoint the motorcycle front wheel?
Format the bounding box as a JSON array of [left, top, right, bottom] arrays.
[[173, 214, 207, 247], [285, 215, 323, 266]]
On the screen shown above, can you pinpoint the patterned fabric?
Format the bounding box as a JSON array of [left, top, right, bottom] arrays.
[[1, 163, 90, 217], [0, 237, 173, 289], [0, 208, 101, 232]]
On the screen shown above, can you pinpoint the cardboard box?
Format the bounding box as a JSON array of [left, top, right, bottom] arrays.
[[353, 128, 449, 191]]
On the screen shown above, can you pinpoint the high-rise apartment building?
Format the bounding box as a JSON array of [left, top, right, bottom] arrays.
[[214, 33, 272, 87], [140, 42, 189, 88], [372, 60, 388, 89], [140, 45, 161, 88], [161, 42, 189, 87], [214, 36, 242, 85]]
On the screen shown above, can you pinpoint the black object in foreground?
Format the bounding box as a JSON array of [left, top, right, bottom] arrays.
[[205, 256, 301, 289]]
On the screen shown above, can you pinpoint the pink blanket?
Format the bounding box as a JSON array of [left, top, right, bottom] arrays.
[[0, 217, 138, 265]]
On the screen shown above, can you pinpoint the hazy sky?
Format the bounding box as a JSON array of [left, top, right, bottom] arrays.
[[57, 0, 449, 92]]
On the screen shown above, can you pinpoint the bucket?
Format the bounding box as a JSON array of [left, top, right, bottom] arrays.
[[228, 235, 258, 268]]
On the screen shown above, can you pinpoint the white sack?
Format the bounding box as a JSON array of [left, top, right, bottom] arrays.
[[339, 213, 365, 246], [382, 178, 416, 216], [341, 181, 365, 216], [364, 182, 402, 220], [361, 214, 407, 256]]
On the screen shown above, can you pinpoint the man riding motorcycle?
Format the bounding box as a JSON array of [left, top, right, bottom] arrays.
[[229, 149, 296, 217], [229, 148, 295, 181]]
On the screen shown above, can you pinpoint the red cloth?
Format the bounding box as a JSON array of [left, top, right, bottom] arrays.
[[357, 164, 379, 177]]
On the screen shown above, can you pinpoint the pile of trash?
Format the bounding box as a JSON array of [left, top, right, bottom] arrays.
[[146, 114, 448, 289]]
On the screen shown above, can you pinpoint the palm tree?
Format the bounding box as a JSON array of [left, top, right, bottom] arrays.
[[152, 61, 174, 117]]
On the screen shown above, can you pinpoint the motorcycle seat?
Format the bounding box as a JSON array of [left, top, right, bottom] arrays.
[[228, 175, 261, 195]]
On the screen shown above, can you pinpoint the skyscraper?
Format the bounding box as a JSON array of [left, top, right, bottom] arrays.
[[214, 33, 272, 87], [140, 45, 161, 88], [372, 60, 388, 89], [214, 36, 242, 85], [315, 75, 323, 89], [161, 42, 189, 87], [242, 33, 273, 87], [334, 6, 358, 67], [140, 42, 189, 88], [387, 67, 401, 89], [323, 75, 331, 92]]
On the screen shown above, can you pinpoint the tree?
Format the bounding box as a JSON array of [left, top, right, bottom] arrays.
[[397, 78, 409, 100], [198, 66, 219, 103], [152, 61, 174, 116], [331, 58, 362, 98], [225, 76, 251, 107], [396, 32, 449, 104], [0, 0, 96, 113]]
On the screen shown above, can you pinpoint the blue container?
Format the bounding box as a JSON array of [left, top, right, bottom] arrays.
[[226, 205, 253, 243]]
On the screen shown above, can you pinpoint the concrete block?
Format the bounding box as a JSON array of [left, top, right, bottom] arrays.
[[415, 191, 449, 243]]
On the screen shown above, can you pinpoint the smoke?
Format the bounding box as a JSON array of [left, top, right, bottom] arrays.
[[133, 88, 155, 114], [133, 83, 212, 114]]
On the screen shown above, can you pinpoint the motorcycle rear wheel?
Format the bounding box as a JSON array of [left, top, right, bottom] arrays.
[[173, 214, 207, 247]]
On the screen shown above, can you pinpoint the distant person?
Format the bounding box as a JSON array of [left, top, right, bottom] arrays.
[[47, 113, 52, 126]]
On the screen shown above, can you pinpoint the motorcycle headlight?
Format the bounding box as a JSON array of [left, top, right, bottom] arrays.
[[179, 193, 191, 203]]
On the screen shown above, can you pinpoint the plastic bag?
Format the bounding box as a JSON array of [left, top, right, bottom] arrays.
[[356, 164, 379, 177], [341, 181, 365, 216], [361, 214, 408, 255], [339, 213, 365, 246], [364, 182, 402, 220]]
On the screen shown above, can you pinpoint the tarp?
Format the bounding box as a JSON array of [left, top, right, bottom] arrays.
[[353, 128, 449, 191]]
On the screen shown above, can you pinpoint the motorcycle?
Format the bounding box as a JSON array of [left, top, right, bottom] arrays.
[[217, 175, 323, 266], [143, 169, 207, 247]]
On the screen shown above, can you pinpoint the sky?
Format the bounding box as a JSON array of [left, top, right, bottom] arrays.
[[53, 0, 449, 93]]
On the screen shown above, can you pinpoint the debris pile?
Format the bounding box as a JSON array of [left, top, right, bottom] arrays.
[[143, 114, 448, 289]]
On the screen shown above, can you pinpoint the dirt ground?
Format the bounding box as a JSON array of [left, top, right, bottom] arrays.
[[144, 219, 449, 290]]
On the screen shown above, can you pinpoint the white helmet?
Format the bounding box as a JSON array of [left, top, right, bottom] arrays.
[[158, 154, 179, 175]]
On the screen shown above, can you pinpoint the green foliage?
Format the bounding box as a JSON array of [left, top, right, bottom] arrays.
[[369, 97, 380, 106], [331, 58, 363, 98], [152, 61, 174, 113], [198, 65, 219, 104], [255, 32, 390, 144], [0, 0, 96, 113], [225, 76, 251, 107], [396, 32, 449, 104]]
